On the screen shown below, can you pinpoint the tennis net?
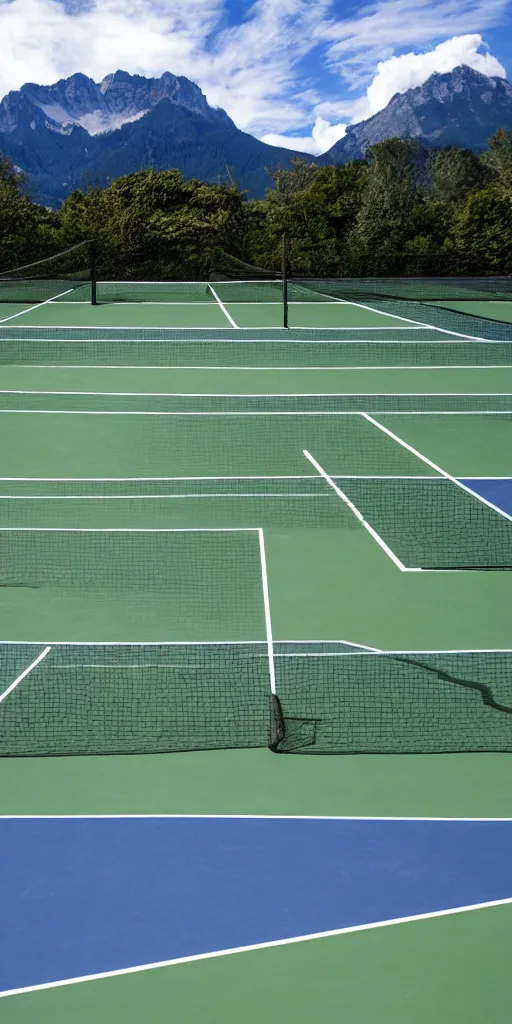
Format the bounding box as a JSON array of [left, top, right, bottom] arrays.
[[1, 642, 512, 756], [96, 280, 286, 304], [96, 251, 285, 304], [1, 325, 512, 366], [290, 276, 512, 304], [94, 276, 512, 306], [1, 473, 511, 569], [0, 525, 264, 590], [0, 243, 93, 303], [1, 391, 512, 412], [271, 648, 512, 754]]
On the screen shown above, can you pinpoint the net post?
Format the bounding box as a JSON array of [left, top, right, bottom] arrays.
[[90, 241, 97, 306], [281, 233, 289, 329], [269, 693, 285, 752]]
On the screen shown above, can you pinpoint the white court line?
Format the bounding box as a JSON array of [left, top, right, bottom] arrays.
[[0, 474, 435, 481], [14, 365, 512, 371], [0, 475, 509, 484], [447, 476, 512, 480], [0, 336, 498, 351], [303, 449, 407, 571], [0, 324, 479, 334], [84, 300, 466, 308], [2, 812, 511, 819], [2, 643, 509, 653], [2, 411, 512, 417], [57, 300, 221, 306], [95, 277, 512, 288], [301, 288, 492, 341], [0, 639, 381, 648], [57, 300, 377, 307], [0, 527, 257, 532], [363, 413, 512, 525], [0, 475, 491, 481], [97, 279, 281, 284], [0, 646, 51, 704], [258, 528, 276, 695], [42, 640, 382, 660], [290, 647, 512, 654], [99, 301, 221, 306], [2, 390, 511, 398], [0, 288, 75, 324], [0, 493, 343, 500], [207, 284, 239, 328], [1, 897, 511, 1000], [341, 411, 512, 416]]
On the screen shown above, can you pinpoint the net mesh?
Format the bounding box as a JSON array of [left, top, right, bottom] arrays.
[[90, 274, 512, 323], [290, 295, 512, 338], [62, 273, 512, 307], [1, 643, 512, 756], [0, 472, 510, 570], [0, 524, 259, 583], [96, 252, 284, 304], [0, 529, 265, 641], [0, 642, 271, 756], [1, 325, 512, 366], [1, 391, 512, 412], [0, 244, 92, 304], [290, 276, 512, 304], [0, 412, 439, 476], [95, 281, 286, 304], [271, 650, 512, 754]]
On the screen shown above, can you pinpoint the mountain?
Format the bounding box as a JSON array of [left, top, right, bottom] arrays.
[[3, 65, 511, 205], [0, 70, 310, 206], [323, 65, 512, 164]]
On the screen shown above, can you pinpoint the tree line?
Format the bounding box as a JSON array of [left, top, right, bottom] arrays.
[[1, 130, 511, 281]]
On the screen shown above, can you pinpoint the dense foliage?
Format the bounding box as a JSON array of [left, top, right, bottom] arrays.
[[1, 131, 511, 280]]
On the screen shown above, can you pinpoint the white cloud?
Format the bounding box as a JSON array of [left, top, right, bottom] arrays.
[[319, 0, 508, 87], [0, 0, 509, 158], [281, 33, 507, 154], [0, 0, 223, 98], [0, 0, 331, 134], [360, 34, 506, 120], [312, 32, 507, 131], [262, 117, 347, 155]]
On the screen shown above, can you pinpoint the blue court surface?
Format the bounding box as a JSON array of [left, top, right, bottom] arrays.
[[2, 815, 512, 997], [462, 479, 512, 513]]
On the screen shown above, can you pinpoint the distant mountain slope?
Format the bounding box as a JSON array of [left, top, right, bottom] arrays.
[[0, 70, 311, 205], [323, 65, 512, 165], [3, 65, 511, 205]]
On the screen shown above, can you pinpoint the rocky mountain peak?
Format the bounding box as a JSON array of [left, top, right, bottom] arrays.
[[323, 65, 512, 164], [0, 70, 233, 137]]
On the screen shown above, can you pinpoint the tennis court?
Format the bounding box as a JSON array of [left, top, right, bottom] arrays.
[[1, 278, 512, 1023]]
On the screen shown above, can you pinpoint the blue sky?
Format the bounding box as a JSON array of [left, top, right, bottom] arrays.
[[0, 0, 511, 153]]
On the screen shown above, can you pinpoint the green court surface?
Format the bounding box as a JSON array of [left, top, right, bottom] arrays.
[[2, 298, 424, 329], [3, 365, 512, 391], [433, 300, 512, 323], [1, 291, 512, 1023]]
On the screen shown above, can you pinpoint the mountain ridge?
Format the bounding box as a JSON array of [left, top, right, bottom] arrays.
[[322, 65, 512, 163], [0, 69, 311, 204], [0, 70, 235, 136], [1, 65, 512, 206]]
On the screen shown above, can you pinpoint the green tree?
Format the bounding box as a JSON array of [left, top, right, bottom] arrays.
[[347, 138, 428, 275], [0, 153, 59, 271], [452, 185, 512, 274], [244, 161, 366, 277], [266, 157, 320, 197], [59, 169, 247, 279], [483, 129, 512, 193], [428, 146, 492, 203]]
